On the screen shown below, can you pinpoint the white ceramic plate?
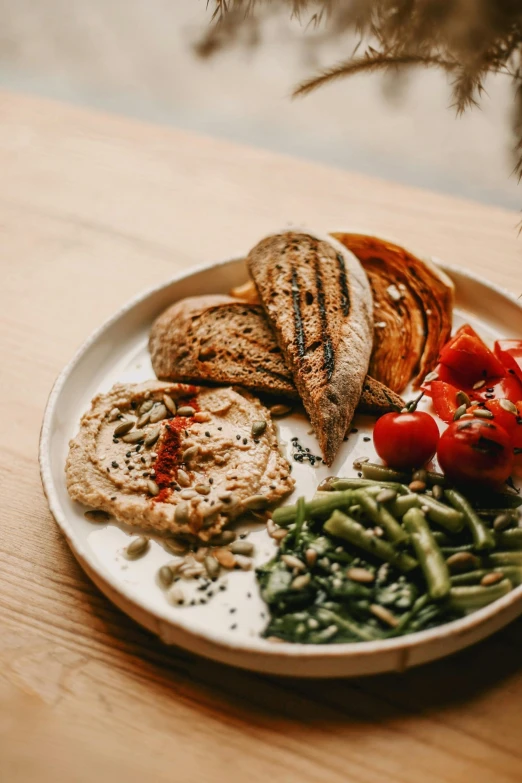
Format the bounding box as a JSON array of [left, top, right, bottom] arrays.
[[40, 252, 522, 677]]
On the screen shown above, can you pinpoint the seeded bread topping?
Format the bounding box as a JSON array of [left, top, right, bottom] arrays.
[[66, 381, 294, 541]]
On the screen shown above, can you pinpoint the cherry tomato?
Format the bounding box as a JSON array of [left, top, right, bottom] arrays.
[[439, 333, 505, 384], [431, 380, 460, 423], [373, 411, 440, 469], [437, 419, 513, 489], [422, 363, 522, 404]]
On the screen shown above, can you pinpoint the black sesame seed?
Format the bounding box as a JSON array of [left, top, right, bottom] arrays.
[[141, 457, 146, 463], [229, 607, 237, 613], [509, 369, 516, 375], [128, 466, 134, 471], [269, 484, 276, 490], [260, 612, 265, 619], [110, 496, 117, 501], [205, 431, 211, 437], [363, 436, 371, 442], [254, 439, 260, 444], [242, 438, 248, 445], [351, 427, 358, 433], [113, 438, 118, 444], [106, 467, 110, 473], [126, 452, 132, 458], [487, 387, 494, 393], [218, 426, 223, 431], [219, 584, 226, 591], [230, 624, 237, 630], [358, 472, 362, 478], [135, 444, 142, 452], [343, 436, 349, 441], [209, 477, 214, 484], [190, 600, 196, 606], [246, 592, 252, 598], [485, 393, 495, 399], [111, 461, 119, 469], [236, 434, 241, 440], [239, 533, 247, 539]]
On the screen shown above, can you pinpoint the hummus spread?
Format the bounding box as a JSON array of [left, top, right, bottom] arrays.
[[66, 381, 294, 541]]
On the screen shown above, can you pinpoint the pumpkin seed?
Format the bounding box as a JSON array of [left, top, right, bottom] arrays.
[[251, 420, 267, 437], [473, 408, 494, 419], [177, 469, 191, 487], [204, 554, 220, 579], [193, 411, 211, 423], [243, 494, 268, 511], [125, 536, 149, 559], [136, 411, 151, 428], [432, 484, 444, 501], [423, 371, 439, 384], [158, 565, 174, 588], [456, 390, 471, 408], [229, 540, 254, 556], [113, 420, 134, 437], [180, 564, 205, 579], [121, 430, 145, 444], [164, 537, 189, 555], [108, 407, 120, 422], [84, 509, 110, 522], [493, 512, 514, 532], [211, 530, 237, 545], [481, 572, 504, 587], [281, 554, 306, 571], [305, 548, 318, 566], [370, 604, 399, 628], [214, 548, 236, 569], [269, 403, 292, 417], [376, 488, 397, 504], [162, 394, 177, 416], [291, 573, 311, 590], [144, 426, 161, 447], [446, 551, 480, 573], [346, 567, 375, 583], [147, 479, 160, 496], [167, 583, 185, 605], [234, 554, 253, 570], [138, 399, 154, 415], [500, 398, 518, 414], [195, 484, 211, 496], [175, 502, 190, 524], [182, 445, 199, 463], [149, 403, 168, 424], [177, 406, 196, 417], [453, 404, 467, 421], [472, 379, 486, 390]]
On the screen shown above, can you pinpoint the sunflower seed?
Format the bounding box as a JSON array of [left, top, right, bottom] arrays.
[[234, 554, 253, 570], [204, 554, 220, 579], [243, 494, 268, 511], [456, 390, 471, 408], [149, 403, 168, 424], [125, 536, 149, 559], [162, 394, 177, 416], [272, 528, 288, 541], [144, 426, 161, 447], [376, 488, 397, 504], [175, 502, 190, 524], [164, 538, 189, 555], [136, 411, 151, 428], [182, 445, 199, 463], [158, 565, 174, 588], [84, 509, 110, 522], [211, 530, 236, 545], [251, 420, 267, 437], [346, 567, 375, 583], [481, 572, 504, 587], [138, 399, 154, 415], [453, 404, 467, 421], [493, 512, 514, 532], [177, 406, 196, 417], [473, 408, 494, 419], [281, 554, 306, 571], [180, 564, 205, 579], [177, 469, 191, 487], [472, 379, 486, 390], [229, 540, 254, 556], [193, 411, 211, 423], [180, 489, 197, 500], [291, 573, 311, 590], [423, 371, 439, 384], [195, 484, 211, 496], [146, 479, 159, 496], [500, 398, 518, 414], [214, 548, 236, 569], [370, 604, 399, 628], [113, 420, 134, 437], [446, 551, 480, 573], [108, 407, 120, 422], [121, 430, 145, 444], [167, 583, 185, 605], [194, 547, 208, 562], [305, 548, 318, 566], [432, 484, 444, 501], [269, 403, 292, 417]]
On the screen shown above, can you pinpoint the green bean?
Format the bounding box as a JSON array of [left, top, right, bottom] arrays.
[[330, 477, 405, 492], [324, 511, 418, 572], [360, 462, 410, 483], [272, 490, 355, 527], [352, 489, 408, 544], [444, 488, 495, 550], [488, 551, 522, 567], [387, 594, 430, 637], [440, 544, 476, 554], [315, 607, 377, 642], [495, 528, 522, 550], [449, 579, 513, 613], [425, 470, 447, 487], [451, 566, 522, 587], [432, 530, 451, 545], [294, 496, 306, 544], [450, 569, 490, 586], [418, 494, 465, 533], [469, 491, 522, 509], [495, 566, 522, 586], [391, 494, 420, 517], [476, 508, 520, 519], [403, 509, 450, 600]]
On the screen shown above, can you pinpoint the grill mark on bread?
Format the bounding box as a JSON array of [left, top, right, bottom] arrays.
[[336, 253, 351, 316], [291, 266, 306, 358], [314, 258, 335, 381]]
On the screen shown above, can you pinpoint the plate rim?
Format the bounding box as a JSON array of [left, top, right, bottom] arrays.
[[39, 252, 522, 670]]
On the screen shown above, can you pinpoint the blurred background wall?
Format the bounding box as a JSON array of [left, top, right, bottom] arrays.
[[0, 0, 518, 208]]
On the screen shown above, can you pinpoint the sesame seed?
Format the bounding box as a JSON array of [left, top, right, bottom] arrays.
[[351, 428, 358, 433], [126, 452, 132, 458], [111, 461, 119, 469], [229, 607, 236, 613], [205, 431, 211, 437], [230, 624, 237, 630], [363, 436, 371, 442], [218, 426, 223, 431], [242, 438, 248, 445], [209, 478, 214, 484], [236, 434, 241, 440]]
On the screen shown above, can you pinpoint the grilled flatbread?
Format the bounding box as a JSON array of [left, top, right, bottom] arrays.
[[332, 233, 454, 393], [247, 231, 373, 465]]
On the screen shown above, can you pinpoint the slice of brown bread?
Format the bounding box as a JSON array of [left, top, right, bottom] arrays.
[[149, 295, 403, 416]]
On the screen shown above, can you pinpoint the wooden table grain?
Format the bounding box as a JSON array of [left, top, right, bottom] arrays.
[[2, 89, 522, 783]]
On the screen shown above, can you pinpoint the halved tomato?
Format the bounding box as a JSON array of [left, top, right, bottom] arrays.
[[439, 333, 506, 384], [443, 323, 482, 351], [431, 381, 460, 423], [495, 340, 522, 385], [482, 399, 519, 438]]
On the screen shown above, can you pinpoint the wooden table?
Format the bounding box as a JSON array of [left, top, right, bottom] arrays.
[[2, 89, 522, 783]]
